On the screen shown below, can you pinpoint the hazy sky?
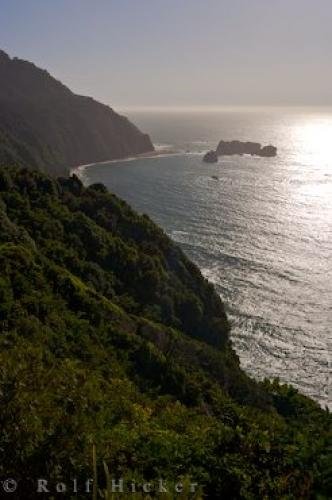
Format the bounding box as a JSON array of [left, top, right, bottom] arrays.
[[1, 0, 331, 108]]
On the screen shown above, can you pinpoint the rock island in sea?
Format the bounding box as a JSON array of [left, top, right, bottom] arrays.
[[203, 140, 277, 162]]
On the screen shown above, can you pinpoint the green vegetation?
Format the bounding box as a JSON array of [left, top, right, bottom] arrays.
[[0, 166, 330, 498]]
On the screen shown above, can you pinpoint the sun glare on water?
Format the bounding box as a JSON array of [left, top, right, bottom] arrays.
[[291, 116, 332, 202], [294, 117, 332, 167]]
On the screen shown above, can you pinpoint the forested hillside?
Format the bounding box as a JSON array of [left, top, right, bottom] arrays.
[[0, 50, 153, 176], [0, 166, 330, 498]]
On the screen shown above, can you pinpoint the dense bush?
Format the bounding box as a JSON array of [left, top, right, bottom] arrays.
[[0, 166, 330, 498]]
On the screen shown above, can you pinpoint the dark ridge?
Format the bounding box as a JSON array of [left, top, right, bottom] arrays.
[[0, 50, 154, 176]]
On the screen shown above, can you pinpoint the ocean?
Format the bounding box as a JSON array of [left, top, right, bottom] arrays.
[[76, 108, 331, 408]]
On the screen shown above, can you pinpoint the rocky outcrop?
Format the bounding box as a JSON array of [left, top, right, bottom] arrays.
[[203, 140, 277, 163], [216, 140, 277, 157], [257, 145, 277, 157], [203, 150, 218, 163], [216, 140, 262, 156], [0, 50, 154, 176]]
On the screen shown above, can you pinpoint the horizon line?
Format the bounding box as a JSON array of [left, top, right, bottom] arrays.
[[116, 104, 332, 114]]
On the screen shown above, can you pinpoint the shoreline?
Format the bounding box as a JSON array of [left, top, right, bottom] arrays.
[[70, 145, 197, 182]]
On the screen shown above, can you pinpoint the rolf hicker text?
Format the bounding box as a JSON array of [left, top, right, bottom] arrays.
[[1, 477, 200, 495]]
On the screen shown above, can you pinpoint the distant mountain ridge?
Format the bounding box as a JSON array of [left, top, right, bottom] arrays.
[[0, 50, 154, 175]]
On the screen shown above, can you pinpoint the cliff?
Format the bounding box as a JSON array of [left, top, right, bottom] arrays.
[[0, 50, 154, 175]]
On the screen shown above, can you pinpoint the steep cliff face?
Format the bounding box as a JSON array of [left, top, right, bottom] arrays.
[[0, 50, 154, 175]]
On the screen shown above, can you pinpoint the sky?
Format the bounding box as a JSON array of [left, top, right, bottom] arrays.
[[1, 0, 331, 109]]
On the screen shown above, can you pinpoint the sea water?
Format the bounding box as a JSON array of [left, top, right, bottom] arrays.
[[79, 108, 332, 408]]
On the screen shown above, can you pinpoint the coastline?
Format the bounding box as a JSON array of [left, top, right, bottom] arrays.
[[70, 145, 193, 183]]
